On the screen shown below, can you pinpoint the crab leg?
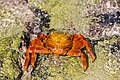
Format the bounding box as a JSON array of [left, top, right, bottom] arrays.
[[31, 49, 36, 68], [24, 48, 31, 70], [67, 49, 87, 71], [35, 47, 50, 54], [30, 47, 50, 68], [72, 34, 96, 62], [84, 40, 96, 62], [25, 47, 50, 69]]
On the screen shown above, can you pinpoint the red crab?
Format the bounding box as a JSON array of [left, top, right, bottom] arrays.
[[24, 32, 96, 71]]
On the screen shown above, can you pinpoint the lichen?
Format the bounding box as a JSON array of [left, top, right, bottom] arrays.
[[0, 0, 120, 80], [0, 2, 24, 79], [29, 0, 99, 34], [0, 35, 23, 79], [0, 6, 24, 38]]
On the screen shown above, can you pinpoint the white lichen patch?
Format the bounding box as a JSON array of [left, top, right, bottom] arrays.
[[104, 53, 120, 74]]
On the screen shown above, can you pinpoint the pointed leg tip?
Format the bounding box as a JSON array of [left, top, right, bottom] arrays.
[[84, 69, 86, 72], [24, 67, 28, 72], [92, 56, 96, 62], [83, 66, 87, 72], [84, 68, 87, 72], [32, 64, 35, 68], [25, 69, 28, 72]]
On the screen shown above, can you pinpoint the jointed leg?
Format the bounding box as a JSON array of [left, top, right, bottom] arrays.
[[84, 40, 96, 62], [80, 52, 87, 71], [24, 48, 30, 70], [35, 47, 50, 54], [67, 49, 87, 71], [31, 50, 36, 68], [30, 47, 50, 67]]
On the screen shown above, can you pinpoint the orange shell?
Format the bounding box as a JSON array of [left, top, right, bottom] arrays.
[[45, 32, 72, 55]]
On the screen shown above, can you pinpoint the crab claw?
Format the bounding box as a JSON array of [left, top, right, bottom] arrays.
[[72, 34, 96, 62], [67, 34, 96, 71]]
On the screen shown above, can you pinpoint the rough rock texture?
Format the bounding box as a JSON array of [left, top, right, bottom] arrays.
[[0, 0, 34, 79], [0, 0, 120, 80]]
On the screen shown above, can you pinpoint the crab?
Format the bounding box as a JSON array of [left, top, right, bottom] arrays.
[[24, 32, 96, 71]]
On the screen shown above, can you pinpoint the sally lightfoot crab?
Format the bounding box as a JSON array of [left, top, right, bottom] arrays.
[[24, 32, 96, 71]]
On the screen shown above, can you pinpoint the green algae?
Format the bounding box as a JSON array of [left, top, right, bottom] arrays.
[[0, 3, 24, 79], [0, 34, 23, 79]]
